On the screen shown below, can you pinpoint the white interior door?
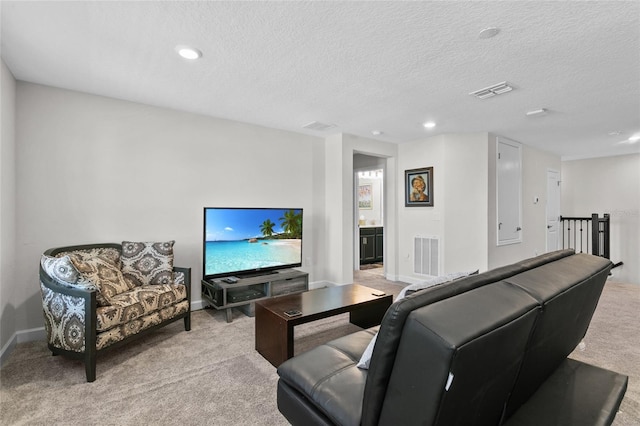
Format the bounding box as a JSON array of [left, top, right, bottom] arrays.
[[497, 138, 522, 245], [546, 169, 561, 252]]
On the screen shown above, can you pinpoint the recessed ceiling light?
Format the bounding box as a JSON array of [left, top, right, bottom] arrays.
[[176, 45, 202, 60], [616, 134, 640, 145], [479, 27, 500, 39], [423, 121, 436, 129], [372, 130, 383, 136], [526, 108, 548, 117]]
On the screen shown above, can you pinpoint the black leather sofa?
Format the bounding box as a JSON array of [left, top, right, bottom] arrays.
[[276, 250, 628, 425]]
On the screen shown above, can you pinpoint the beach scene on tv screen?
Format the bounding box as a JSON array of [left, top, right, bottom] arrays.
[[205, 208, 302, 276]]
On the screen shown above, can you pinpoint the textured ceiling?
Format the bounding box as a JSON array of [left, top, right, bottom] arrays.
[[1, 1, 639, 160]]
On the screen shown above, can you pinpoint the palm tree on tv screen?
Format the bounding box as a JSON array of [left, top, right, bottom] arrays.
[[279, 210, 302, 238], [260, 219, 276, 237]]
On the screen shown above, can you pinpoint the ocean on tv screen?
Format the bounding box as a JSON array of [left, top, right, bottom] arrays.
[[204, 238, 301, 276]]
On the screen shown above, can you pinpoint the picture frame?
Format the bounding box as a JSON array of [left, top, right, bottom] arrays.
[[358, 184, 373, 209], [405, 167, 434, 207]]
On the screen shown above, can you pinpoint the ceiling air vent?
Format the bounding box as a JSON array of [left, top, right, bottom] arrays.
[[303, 121, 336, 131], [469, 81, 514, 99]]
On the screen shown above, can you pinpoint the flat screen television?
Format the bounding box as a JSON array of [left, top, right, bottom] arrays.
[[203, 207, 303, 280]]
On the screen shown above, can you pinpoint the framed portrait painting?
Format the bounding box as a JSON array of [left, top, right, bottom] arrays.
[[405, 167, 433, 207]]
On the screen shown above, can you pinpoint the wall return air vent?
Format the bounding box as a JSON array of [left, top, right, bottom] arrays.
[[469, 81, 514, 99], [414, 236, 439, 276]]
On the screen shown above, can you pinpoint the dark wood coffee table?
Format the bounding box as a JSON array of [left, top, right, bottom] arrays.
[[254, 284, 392, 367]]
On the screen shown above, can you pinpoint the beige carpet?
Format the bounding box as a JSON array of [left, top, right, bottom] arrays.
[[1, 274, 637, 425], [568, 280, 640, 425], [0, 310, 286, 425]]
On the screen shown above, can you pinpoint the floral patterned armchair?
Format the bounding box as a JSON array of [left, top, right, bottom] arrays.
[[39, 242, 191, 382]]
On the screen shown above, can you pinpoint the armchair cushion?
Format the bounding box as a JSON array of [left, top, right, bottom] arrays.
[[95, 300, 189, 350], [121, 241, 175, 286], [96, 284, 188, 331]]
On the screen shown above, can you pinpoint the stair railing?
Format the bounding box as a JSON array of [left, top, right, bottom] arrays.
[[560, 213, 622, 268]]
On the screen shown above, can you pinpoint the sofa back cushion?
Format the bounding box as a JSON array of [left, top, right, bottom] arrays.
[[121, 241, 175, 286], [377, 281, 539, 425], [502, 253, 612, 419], [360, 249, 575, 425]]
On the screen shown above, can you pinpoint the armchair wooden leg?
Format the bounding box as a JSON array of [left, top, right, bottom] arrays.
[[184, 314, 191, 331], [85, 351, 96, 382]]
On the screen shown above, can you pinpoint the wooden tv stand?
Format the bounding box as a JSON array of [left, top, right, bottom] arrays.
[[201, 269, 309, 323]]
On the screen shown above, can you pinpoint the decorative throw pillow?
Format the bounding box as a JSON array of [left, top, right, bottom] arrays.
[[121, 241, 175, 286], [395, 270, 479, 300], [68, 254, 134, 306], [356, 270, 478, 370], [58, 247, 121, 268], [356, 332, 379, 370], [41, 254, 81, 285]]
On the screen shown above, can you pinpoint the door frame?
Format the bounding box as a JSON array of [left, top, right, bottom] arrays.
[[546, 168, 561, 252], [496, 137, 523, 246]]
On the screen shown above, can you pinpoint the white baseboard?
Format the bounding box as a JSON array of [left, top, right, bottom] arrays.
[[0, 326, 46, 366], [0, 335, 16, 366], [395, 274, 430, 286], [18, 327, 46, 343], [310, 280, 334, 289], [191, 299, 207, 311]]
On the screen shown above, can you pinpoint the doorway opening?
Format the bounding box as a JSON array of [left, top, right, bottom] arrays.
[[355, 167, 384, 274]]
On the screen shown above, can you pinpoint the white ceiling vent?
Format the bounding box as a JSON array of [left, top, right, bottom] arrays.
[[303, 121, 336, 131], [469, 81, 514, 99]]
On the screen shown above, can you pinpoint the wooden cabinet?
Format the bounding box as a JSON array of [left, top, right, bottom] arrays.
[[201, 269, 309, 322], [360, 226, 383, 264]]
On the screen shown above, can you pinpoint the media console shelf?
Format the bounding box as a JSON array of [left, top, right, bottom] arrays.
[[201, 269, 309, 323]]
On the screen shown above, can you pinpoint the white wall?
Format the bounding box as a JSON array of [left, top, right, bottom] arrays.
[[562, 154, 640, 284], [14, 82, 326, 333], [488, 138, 562, 268], [443, 133, 489, 273], [397, 133, 560, 282], [1, 59, 17, 356], [397, 135, 445, 280], [323, 134, 347, 284], [397, 133, 489, 283]]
